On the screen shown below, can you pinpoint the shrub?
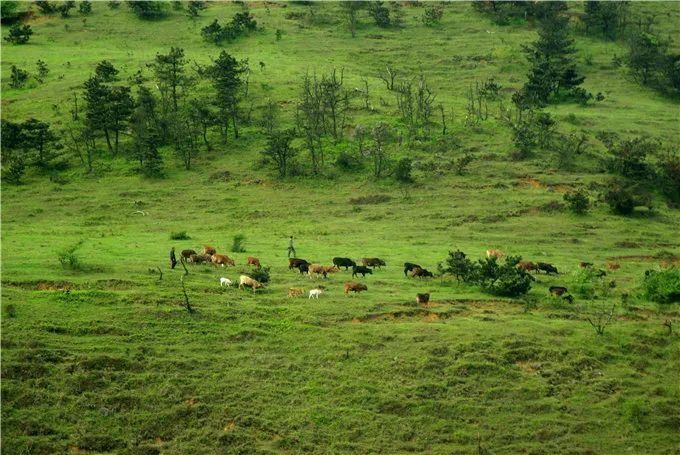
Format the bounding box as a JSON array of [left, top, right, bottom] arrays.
[[453, 154, 474, 175], [368, 2, 390, 27], [571, 268, 602, 299], [4, 304, 17, 318], [57, 240, 84, 270], [422, 4, 443, 26], [604, 179, 651, 215], [231, 234, 246, 253], [126, 1, 166, 20], [9, 65, 30, 89], [643, 268, 680, 304], [563, 189, 590, 214], [335, 151, 363, 172], [4, 24, 32, 44], [170, 231, 190, 240], [3, 155, 25, 184], [95, 60, 118, 81], [247, 266, 270, 284], [394, 157, 413, 183], [438, 250, 474, 281], [475, 256, 534, 297], [656, 150, 680, 207]]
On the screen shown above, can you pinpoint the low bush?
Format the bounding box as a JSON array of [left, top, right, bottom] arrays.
[[643, 268, 680, 304], [57, 240, 84, 270], [571, 268, 602, 299], [170, 231, 190, 240], [604, 179, 651, 215], [564, 189, 590, 214], [231, 234, 246, 253], [394, 157, 413, 183], [247, 266, 270, 284]]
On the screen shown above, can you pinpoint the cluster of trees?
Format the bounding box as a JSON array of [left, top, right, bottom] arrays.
[[2, 118, 64, 183], [438, 250, 534, 297], [201, 11, 256, 44], [7, 60, 49, 89]]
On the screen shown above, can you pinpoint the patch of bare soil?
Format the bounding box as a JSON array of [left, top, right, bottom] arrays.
[[4, 280, 77, 291], [352, 309, 455, 323]]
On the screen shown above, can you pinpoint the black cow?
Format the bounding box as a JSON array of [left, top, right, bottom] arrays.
[[537, 262, 559, 275], [549, 286, 568, 296], [289, 258, 309, 270], [298, 263, 309, 275], [404, 262, 421, 277], [352, 265, 373, 278], [362, 257, 386, 268], [333, 257, 356, 270], [412, 267, 434, 278]]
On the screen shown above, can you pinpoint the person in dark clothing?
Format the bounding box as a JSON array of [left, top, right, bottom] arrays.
[[287, 236, 296, 258], [170, 247, 177, 269]]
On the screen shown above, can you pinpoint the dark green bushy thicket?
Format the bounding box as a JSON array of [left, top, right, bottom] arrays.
[[644, 268, 680, 304]]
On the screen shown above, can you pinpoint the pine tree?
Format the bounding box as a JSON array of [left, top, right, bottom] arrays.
[[206, 51, 248, 140]]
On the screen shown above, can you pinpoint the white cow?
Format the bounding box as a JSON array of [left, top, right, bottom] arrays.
[[309, 288, 324, 299], [220, 277, 233, 287]]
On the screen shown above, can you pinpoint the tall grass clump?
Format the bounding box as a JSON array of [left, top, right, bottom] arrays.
[[170, 231, 190, 240], [57, 240, 84, 270], [643, 268, 680, 303], [231, 234, 246, 253]]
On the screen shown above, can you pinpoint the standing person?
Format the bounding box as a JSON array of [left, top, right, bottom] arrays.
[[170, 247, 177, 269], [287, 236, 296, 258]]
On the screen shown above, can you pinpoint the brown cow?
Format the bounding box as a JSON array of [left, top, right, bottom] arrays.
[[247, 256, 261, 268], [344, 282, 368, 295], [323, 265, 339, 274], [308, 264, 328, 278], [212, 254, 235, 267], [190, 254, 210, 264], [203, 245, 217, 256], [287, 287, 304, 298], [362, 258, 386, 268], [181, 249, 197, 260], [606, 262, 621, 270], [411, 267, 434, 278], [579, 262, 593, 268], [288, 258, 309, 270], [518, 261, 538, 272], [486, 249, 505, 259], [239, 275, 263, 293], [416, 293, 430, 304]]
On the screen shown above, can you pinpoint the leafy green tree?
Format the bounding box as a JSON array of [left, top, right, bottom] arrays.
[[604, 136, 656, 180], [58, 1, 75, 17], [394, 157, 413, 183], [627, 31, 667, 85], [170, 111, 202, 170], [368, 1, 390, 27], [564, 189, 590, 214], [3, 155, 26, 184], [9, 65, 29, 88], [35, 1, 55, 15], [656, 150, 680, 207], [438, 249, 474, 281], [126, 1, 166, 19], [83, 76, 133, 155], [583, 1, 629, 40], [521, 7, 586, 105], [262, 129, 297, 178], [19, 118, 63, 167], [341, 1, 364, 37], [35, 59, 49, 83], [369, 122, 394, 178], [604, 178, 651, 215], [79, 1, 92, 15], [187, 98, 217, 150], [206, 51, 248, 140], [4, 23, 33, 44], [296, 73, 325, 174], [187, 0, 205, 17], [130, 88, 163, 177], [150, 47, 188, 114], [0, 1, 20, 22], [95, 60, 118, 82], [422, 4, 444, 27]]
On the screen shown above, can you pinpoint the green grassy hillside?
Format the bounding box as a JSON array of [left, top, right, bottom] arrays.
[[2, 2, 679, 454]]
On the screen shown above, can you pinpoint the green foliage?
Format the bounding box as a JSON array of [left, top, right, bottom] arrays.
[[108, 0, 120, 9], [439, 249, 474, 281], [3, 155, 26, 185], [206, 51, 248, 140], [170, 231, 190, 240], [656, 150, 680, 207], [368, 1, 390, 27], [261, 129, 297, 178], [571, 267, 603, 299], [57, 240, 84, 270], [643, 268, 680, 304], [4, 23, 32, 44], [126, 1, 167, 20], [604, 179, 651, 215], [95, 60, 118, 82], [0, 1, 20, 22], [187, 1, 205, 17], [604, 136, 656, 181], [200, 11, 256, 44], [58, 1, 75, 18], [334, 151, 363, 172], [453, 154, 474, 175], [35, 1, 55, 14], [9, 65, 29, 88], [475, 256, 534, 297], [247, 266, 270, 284], [583, 1, 629, 40], [564, 189, 590, 215], [4, 303, 17, 318], [79, 1, 92, 15], [422, 4, 443, 27], [35, 59, 49, 83], [231, 234, 246, 253], [394, 157, 413, 183]]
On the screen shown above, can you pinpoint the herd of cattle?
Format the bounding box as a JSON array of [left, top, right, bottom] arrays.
[[178, 245, 619, 302]]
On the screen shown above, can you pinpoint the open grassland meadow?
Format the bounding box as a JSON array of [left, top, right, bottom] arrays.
[[2, 1, 680, 454]]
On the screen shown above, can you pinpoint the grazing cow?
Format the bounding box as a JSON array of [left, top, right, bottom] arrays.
[[298, 263, 310, 275], [247, 256, 261, 268], [344, 282, 368, 295], [323, 265, 340, 274], [411, 267, 434, 278], [181, 249, 197, 260], [211, 254, 235, 267], [518, 261, 539, 272], [579, 262, 593, 268], [563, 295, 575, 304], [404, 262, 422, 277], [239, 275, 263, 293], [289, 258, 309, 270], [309, 288, 324, 299], [537, 262, 559, 275], [486, 249, 505, 259], [220, 277, 233, 287], [288, 287, 304, 298], [203, 245, 217, 256], [189, 254, 210, 264], [352, 265, 373, 278], [549, 286, 568, 296], [332, 257, 356, 270], [308, 264, 328, 278], [362, 258, 386, 269], [416, 293, 430, 304], [606, 262, 621, 270]]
